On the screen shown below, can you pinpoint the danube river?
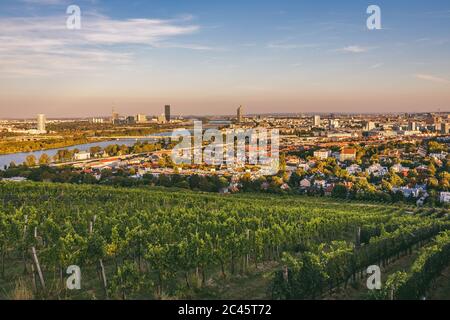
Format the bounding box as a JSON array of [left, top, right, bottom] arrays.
[[0, 135, 168, 170]]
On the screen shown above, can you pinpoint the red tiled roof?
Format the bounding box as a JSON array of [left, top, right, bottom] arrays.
[[341, 148, 356, 155]]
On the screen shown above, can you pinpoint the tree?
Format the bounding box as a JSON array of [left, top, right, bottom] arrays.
[[389, 173, 404, 187], [25, 155, 37, 167], [89, 146, 102, 157], [332, 184, 347, 199], [428, 141, 445, 153], [279, 153, 287, 172], [39, 153, 50, 165]]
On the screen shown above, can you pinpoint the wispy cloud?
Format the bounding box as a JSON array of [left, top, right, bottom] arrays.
[[337, 45, 372, 53], [414, 73, 450, 84], [21, 0, 70, 4], [267, 38, 320, 50], [153, 42, 218, 51], [0, 13, 202, 77], [267, 41, 320, 50], [369, 63, 384, 69]]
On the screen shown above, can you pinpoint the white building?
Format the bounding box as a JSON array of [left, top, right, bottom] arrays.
[[346, 164, 362, 175], [429, 152, 448, 160], [74, 151, 91, 161], [136, 114, 148, 124], [364, 121, 376, 131], [366, 164, 388, 177], [329, 119, 339, 129], [393, 186, 428, 199], [440, 192, 450, 203], [91, 118, 104, 124], [157, 114, 167, 124], [37, 114, 46, 134], [313, 149, 331, 160], [313, 115, 321, 127]]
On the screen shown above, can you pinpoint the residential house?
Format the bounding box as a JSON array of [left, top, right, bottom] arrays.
[[366, 164, 388, 177], [430, 152, 448, 160], [391, 163, 410, 177], [313, 149, 331, 160], [74, 151, 91, 161], [324, 184, 335, 196], [393, 185, 428, 199], [298, 163, 311, 171], [299, 179, 311, 189], [440, 192, 450, 204], [346, 164, 362, 175], [340, 148, 357, 162], [314, 180, 326, 188]]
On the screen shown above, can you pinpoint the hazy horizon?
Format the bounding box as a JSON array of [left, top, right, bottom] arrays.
[[1, 0, 450, 117]]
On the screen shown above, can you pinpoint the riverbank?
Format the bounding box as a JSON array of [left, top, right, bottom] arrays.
[[0, 136, 107, 156], [0, 133, 172, 169]]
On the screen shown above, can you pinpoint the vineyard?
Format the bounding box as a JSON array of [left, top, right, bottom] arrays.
[[0, 181, 449, 300]]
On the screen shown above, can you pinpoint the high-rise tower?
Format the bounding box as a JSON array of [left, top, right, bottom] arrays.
[[165, 105, 171, 123], [37, 114, 46, 133], [237, 105, 243, 123]]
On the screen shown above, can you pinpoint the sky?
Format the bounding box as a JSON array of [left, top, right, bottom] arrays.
[[0, 0, 449, 118]]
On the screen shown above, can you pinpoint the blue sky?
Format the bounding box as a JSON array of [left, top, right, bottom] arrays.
[[0, 0, 449, 117]]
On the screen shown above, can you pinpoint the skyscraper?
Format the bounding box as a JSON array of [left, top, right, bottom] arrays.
[[37, 114, 46, 133], [364, 121, 376, 131], [136, 114, 147, 124], [126, 116, 136, 124], [237, 105, 243, 123], [329, 119, 339, 129], [111, 108, 119, 124], [165, 105, 171, 123], [313, 115, 321, 127], [442, 123, 450, 134]]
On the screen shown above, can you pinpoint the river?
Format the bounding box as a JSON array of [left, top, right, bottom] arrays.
[[0, 133, 171, 169]]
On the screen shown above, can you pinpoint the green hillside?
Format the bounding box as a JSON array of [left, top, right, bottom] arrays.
[[0, 182, 448, 300]]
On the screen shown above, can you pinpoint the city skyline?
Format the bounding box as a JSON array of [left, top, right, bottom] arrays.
[[0, 0, 450, 117]]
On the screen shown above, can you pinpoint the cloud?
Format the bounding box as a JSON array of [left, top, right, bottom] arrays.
[[338, 45, 371, 53], [414, 74, 450, 84], [267, 41, 319, 50], [0, 13, 201, 77], [369, 63, 384, 69], [21, 0, 69, 4], [154, 43, 217, 51]]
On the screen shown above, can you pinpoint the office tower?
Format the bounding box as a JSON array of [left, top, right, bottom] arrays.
[[364, 121, 376, 131], [313, 115, 321, 127], [91, 118, 104, 124], [126, 116, 136, 124], [165, 105, 171, 123], [158, 114, 166, 124], [136, 114, 147, 124], [329, 119, 339, 129], [435, 122, 442, 132], [112, 109, 119, 124], [442, 123, 450, 134], [408, 122, 416, 131], [37, 114, 46, 133], [237, 105, 243, 123]]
